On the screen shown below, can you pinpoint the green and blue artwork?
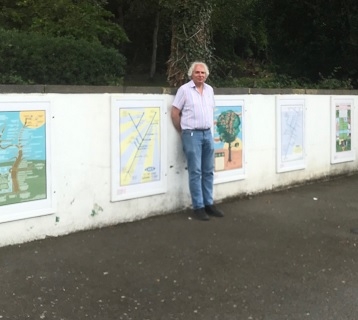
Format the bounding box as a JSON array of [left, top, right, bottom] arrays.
[[0, 110, 47, 206]]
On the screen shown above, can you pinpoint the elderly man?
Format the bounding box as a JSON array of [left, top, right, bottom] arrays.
[[171, 61, 224, 221]]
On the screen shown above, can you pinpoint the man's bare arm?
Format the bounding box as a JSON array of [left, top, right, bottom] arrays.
[[171, 107, 182, 133]]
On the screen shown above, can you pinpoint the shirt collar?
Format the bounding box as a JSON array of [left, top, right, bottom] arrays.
[[189, 79, 206, 89]]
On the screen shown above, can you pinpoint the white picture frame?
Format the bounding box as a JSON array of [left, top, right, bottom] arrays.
[[330, 96, 355, 164], [0, 98, 55, 223], [213, 96, 246, 184], [111, 95, 167, 201], [276, 97, 306, 173]]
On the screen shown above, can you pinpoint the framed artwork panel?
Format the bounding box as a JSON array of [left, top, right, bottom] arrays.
[[214, 97, 246, 184], [276, 97, 306, 173], [331, 97, 355, 164], [111, 95, 167, 201], [0, 99, 55, 223]]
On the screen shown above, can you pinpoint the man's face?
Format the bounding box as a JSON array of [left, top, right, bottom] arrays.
[[192, 64, 206, 85]]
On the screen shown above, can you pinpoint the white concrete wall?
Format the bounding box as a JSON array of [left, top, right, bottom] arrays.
[[0, 93, 357, 247]]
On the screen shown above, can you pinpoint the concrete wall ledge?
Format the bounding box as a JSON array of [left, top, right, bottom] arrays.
[[0, 84, 358, 95]]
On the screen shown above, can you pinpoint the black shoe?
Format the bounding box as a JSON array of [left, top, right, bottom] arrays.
[[205, 205, 224, 217], [194, 208, 210, 221]]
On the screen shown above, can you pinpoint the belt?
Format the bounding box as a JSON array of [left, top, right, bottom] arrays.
[[188, 128, 211, 131]]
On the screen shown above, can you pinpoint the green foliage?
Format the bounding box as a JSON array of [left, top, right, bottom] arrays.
[[211, 58, 354, 89], [214, 73, 354, 90], [109, 0, 171, 74], [1, 0, 358, 88], [262, 0, 358, 86], [0, 73, 31, 85], [0, 0, 128, 48], [211, 0, 268, 61], [216, 111, 241, 144], [0, 29, 126, 85], [315, 68, 353, 89], [216, 110, 241, 162]]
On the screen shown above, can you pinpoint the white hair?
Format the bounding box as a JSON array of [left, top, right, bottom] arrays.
[[187, 61, 210, 78]]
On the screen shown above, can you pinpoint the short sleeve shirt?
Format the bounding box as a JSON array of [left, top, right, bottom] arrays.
[[172, 80, 215, 130]]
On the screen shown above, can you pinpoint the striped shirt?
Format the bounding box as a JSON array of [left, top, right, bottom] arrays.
[[172, 80, 215, 130]]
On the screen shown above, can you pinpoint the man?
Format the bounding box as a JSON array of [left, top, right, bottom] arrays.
[[171, 61, 224, 221]]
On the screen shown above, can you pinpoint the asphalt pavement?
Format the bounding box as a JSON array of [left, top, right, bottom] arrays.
[[1, 174, 358, 320]]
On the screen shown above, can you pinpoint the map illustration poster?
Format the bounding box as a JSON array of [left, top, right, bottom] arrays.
[[0, 100, 54, 223], [331, 97, 355, 164], [111, 96, 167, 201], [276, 98, 306, 173], [214, 97, 245, 184]]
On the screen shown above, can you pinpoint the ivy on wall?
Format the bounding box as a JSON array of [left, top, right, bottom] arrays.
[[165, 0, 214, 87]]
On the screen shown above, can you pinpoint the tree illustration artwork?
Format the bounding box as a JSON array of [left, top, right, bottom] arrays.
[[216, 110, 241, 162], [0, 119, 28, 194], [0, 110, 47, 208]]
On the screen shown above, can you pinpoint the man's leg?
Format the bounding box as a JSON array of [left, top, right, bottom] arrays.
[[181, 131, 204, 209], [201, 130, 214, 206], [201, 131, 224, 217]]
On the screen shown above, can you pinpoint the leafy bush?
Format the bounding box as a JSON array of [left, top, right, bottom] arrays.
[[213, 73, 353, 90], [211, 59, 354, 89], [0, 29, 126, 85]]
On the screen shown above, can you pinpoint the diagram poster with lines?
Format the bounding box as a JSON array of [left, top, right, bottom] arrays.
[[330, 97, 355, 164], [111, 95, 167, 201], [0, 99, 55, 223], [276, 97, 306, 173]]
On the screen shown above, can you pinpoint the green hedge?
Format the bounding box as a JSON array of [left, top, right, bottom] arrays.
[[0, 29, 126, 85]]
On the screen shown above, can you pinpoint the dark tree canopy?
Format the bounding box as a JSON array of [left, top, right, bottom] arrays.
[[1, 0, 358, 87]]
